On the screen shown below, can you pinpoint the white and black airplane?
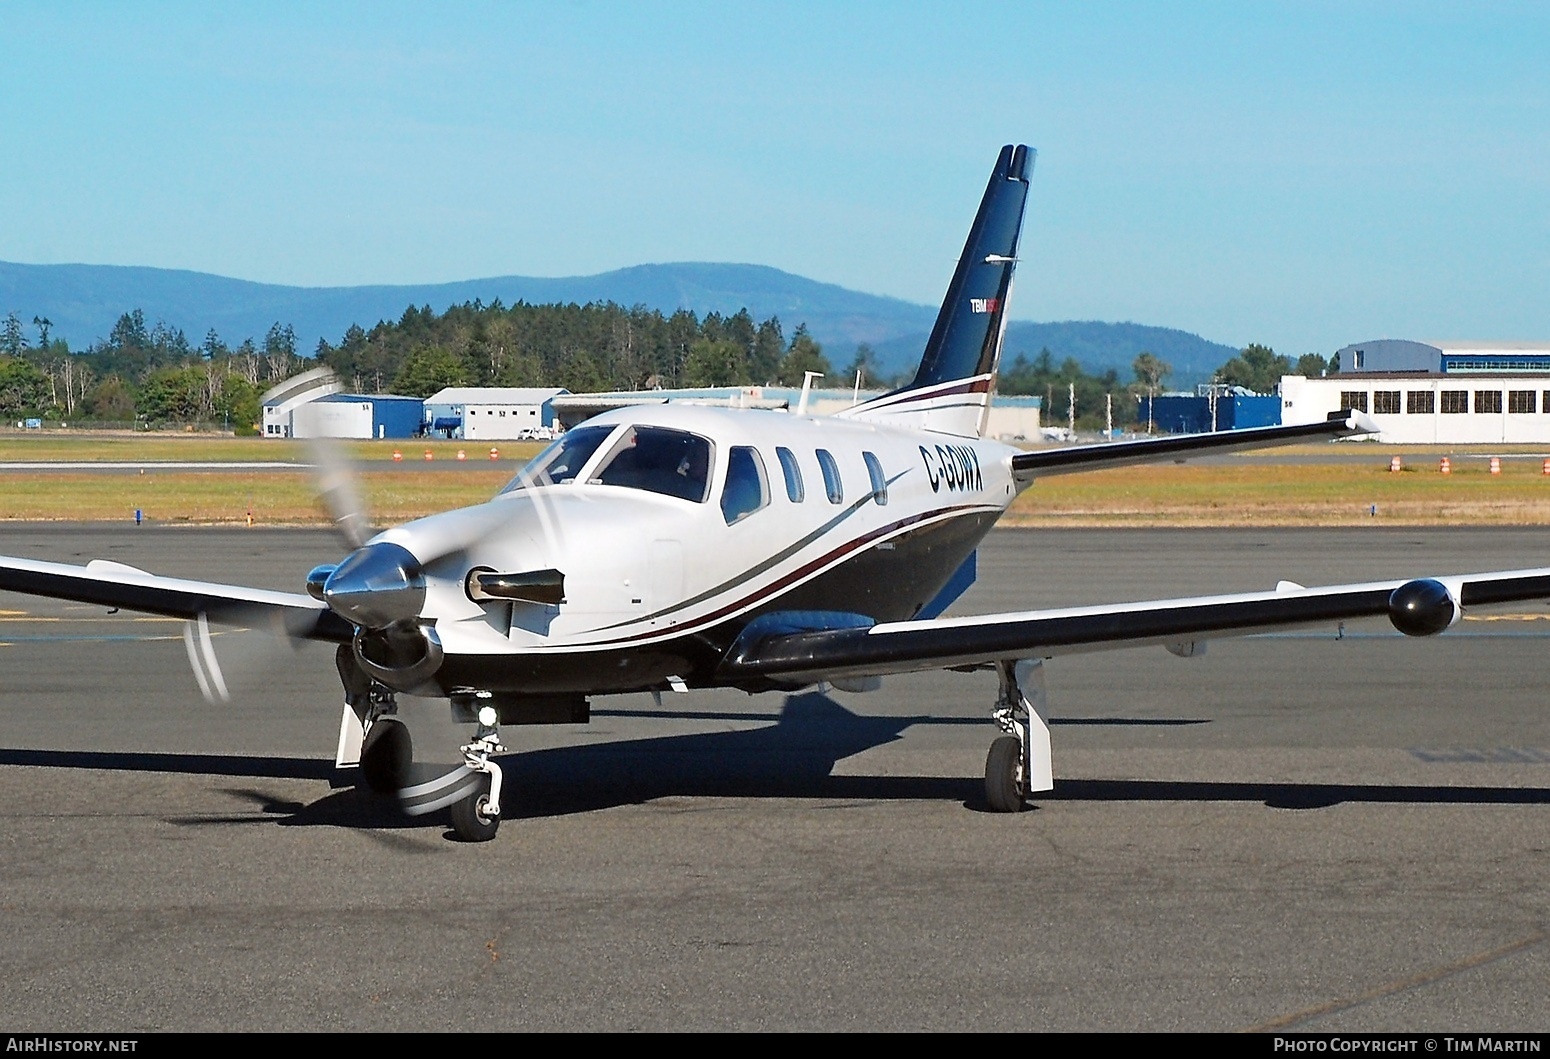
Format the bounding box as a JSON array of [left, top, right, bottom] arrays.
[[5, 144, 1550, 841]]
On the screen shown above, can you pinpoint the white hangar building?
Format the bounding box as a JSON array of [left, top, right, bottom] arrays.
[[1280, 340, 1550, 444], [260, 367, 342, 438], [423, 387, 568, 440]]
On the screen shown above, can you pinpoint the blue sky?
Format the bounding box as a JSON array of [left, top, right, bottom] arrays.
[[2, 1, 1546, 356]]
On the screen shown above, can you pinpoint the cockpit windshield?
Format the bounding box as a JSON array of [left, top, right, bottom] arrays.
[[590, 426, 713, 503], [499, 424, 615, 494]]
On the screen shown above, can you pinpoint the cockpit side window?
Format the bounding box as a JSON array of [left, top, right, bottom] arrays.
[[592, 426, 714, 502], [721, 446, 770, 525], [863, 451, 888, 506], [816, 448, 843, 504], [776, 446, 804, 503], [500, 424, 614, 493]]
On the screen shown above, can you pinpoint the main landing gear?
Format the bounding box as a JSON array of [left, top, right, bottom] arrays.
[[334, 645, 412, 791], [984, 659, 1054, 813]]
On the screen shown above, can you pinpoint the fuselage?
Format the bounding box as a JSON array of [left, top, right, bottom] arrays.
[[368, 403, 1026, 696]]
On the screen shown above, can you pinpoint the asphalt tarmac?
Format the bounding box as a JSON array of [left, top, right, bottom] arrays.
[[1, 525, 1547, 1032]]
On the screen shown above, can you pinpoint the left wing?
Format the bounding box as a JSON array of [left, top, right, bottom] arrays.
[[1012, 411, 1376, 480], [0, 554, 352, 641], [717, 567, 1550, 685]]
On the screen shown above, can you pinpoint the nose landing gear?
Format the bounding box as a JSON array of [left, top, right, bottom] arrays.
[[448, 718, 506, 842]]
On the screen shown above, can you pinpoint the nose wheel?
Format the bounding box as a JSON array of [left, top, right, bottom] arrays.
[[449, 774, 500, 842], [449, 715, 507, 842]]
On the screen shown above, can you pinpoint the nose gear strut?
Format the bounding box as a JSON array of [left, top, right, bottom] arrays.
[[448, 718, 507, 842]]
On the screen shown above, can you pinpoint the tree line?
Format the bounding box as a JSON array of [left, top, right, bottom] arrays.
[[0, 302, 846, 431], [0, 300, 1329, 433]]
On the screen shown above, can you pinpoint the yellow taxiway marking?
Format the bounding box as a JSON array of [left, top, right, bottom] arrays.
[[1465, 613, 1550, 622]]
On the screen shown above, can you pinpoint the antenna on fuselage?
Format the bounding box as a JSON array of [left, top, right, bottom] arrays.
[[797, 371, 824, 416]]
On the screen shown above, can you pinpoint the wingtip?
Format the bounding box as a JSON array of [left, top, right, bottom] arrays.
[[1347, 409, 1381, 434]]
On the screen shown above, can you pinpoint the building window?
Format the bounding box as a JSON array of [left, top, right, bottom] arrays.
[[1509, 390, 1537, 414], [1475, 390, 1503, 414], [1406, 391, 1435, 414], [1372, 391, 1400, 415], [1440, 391, 1469, 414], [1543, 391, 1550, 412], [1353, 350, 1365, 369], [1339, 391, 1368, 413]]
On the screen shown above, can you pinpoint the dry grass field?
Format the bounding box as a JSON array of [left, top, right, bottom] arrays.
[[3, 433, 1550, 527], [1005, 458, 1550, 526]]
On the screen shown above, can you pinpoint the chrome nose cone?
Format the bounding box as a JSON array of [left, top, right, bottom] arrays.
[[322, 542, 426, 628]]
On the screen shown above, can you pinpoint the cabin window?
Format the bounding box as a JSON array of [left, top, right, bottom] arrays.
[[776, 446, 804, 502], [862, 451, 888, 506], [721, 446, 770, 525], [816, 449, 843, 504], [591, 426, 714, 502], [500, 423, 614, 492]]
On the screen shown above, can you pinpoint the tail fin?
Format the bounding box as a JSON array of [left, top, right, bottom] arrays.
[[842, 144, 1033, 438]]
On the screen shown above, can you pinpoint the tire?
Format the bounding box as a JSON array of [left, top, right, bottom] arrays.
[[450, 781, 500, 842], [985, 734, 1025, 813], [360, 718, 412, 793]]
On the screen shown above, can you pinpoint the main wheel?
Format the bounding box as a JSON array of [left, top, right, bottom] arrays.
[[450, 780, 500, 842], [985, 734, 1025, 813], [360, 718, 412, 793]]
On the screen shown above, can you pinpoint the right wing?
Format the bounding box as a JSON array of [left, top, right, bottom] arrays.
[[0, 554, 352, 641]]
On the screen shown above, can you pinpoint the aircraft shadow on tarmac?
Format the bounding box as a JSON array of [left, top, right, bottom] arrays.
[[3, 694, 1547, 832]]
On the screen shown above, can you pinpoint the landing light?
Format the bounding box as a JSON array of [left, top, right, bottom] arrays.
[[478, 705, 498, 727]]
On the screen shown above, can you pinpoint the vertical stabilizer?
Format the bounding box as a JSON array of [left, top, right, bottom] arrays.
[[840, 145, 1033, 437]]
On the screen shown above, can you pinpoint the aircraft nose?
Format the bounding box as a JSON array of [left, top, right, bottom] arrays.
[[322, 542, 426, 628]]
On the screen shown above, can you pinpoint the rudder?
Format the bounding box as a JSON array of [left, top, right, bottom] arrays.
[[841, 144, 1034, 438]]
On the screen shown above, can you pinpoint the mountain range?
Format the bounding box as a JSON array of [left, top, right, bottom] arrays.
[[0, 260, 1239, 385]]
